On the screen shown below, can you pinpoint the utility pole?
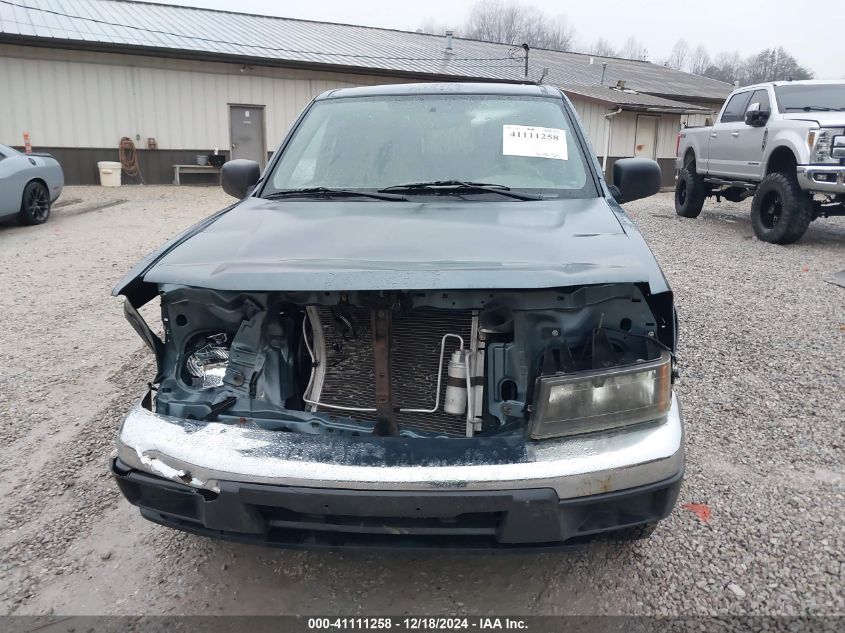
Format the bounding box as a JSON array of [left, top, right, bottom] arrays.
[[522, 43, 529, 78]]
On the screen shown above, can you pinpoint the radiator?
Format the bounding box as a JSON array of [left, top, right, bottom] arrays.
[[310, 306, 474, 435]]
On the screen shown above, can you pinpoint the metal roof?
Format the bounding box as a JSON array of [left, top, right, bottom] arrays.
[[0, 0, 733, 104], [316, 82, 707, 113], [318, 82, 559, 99], [562, 85, 708, 113]]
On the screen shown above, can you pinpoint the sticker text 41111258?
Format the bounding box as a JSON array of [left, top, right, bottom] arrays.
[[502, 125, 568, 161]]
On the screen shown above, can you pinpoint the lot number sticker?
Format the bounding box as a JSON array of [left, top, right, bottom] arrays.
[[502, 125, 568, 160]]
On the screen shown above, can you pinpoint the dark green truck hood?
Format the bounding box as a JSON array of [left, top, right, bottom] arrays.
[[114, 196, 669, 302]]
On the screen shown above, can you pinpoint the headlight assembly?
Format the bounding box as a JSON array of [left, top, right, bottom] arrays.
[[811, 128, 845, 163], [529, 350, 672, 439], [184, 333, 230, 389]]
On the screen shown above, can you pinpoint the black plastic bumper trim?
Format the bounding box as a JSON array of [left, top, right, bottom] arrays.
[[112, 458, 682, 551]]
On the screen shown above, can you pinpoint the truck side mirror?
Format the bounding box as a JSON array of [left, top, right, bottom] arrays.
[[744, 103, 770, 127], [221, 159, 261, 199], [610, 158, 662, 204]]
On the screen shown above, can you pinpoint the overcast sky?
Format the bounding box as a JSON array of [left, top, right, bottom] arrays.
[[162, 0, 844, 79]]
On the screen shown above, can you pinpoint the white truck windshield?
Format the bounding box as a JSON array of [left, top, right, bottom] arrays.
[[775, 84, 845, 112]]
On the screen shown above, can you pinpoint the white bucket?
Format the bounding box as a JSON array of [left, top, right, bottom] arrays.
[[97, 161, 122, 187]]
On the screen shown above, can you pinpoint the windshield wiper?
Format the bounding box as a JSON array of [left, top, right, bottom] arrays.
[[264, 187, 407, 201], [784, 106, 841, 112], [378, 180, 542, 201]]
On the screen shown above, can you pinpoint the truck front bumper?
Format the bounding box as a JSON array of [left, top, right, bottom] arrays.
[[112, 393, 685, 549], [797, 164, 845, 194]]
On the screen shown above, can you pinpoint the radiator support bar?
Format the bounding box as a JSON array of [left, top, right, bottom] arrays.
[[372, 308, 399, 436]]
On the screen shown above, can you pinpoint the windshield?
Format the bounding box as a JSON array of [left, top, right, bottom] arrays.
[[264, 94, 596, 198], [775, 84, 845, 111]]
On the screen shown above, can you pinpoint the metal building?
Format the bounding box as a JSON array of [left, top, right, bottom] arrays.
[[0, 0, 731, 185]]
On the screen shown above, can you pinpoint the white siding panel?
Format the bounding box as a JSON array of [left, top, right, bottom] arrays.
[[0, 44, 411, 150], [4, 55, 26, 143], [603, 111, 682, 160], [609, 112, 637, 157], [682, 113, 712, 128], [657, 114, 681, 158], [570, 98, 607, 158], [568, 99, 683, 160]]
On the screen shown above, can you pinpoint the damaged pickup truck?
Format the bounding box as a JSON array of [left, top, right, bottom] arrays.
[[111, 83, 684, 549]]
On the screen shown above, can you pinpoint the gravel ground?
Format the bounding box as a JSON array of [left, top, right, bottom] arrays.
[[0, 185, 842, 616]]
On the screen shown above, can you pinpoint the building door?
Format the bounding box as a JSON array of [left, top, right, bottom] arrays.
[[229, 105, 266, 167], [634, 115, 659, 160]]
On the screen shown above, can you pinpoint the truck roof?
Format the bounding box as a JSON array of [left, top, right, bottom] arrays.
[[736, 79, 845, 91], [317, 82, 562, 100]]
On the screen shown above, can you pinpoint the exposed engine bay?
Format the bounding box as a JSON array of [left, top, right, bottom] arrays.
[[137, 283, 675, 439]]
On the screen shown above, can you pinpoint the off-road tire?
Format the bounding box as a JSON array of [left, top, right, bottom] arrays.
[[750, 172, 813, 244], [675, 167, 706, 218], [610, 523, 657, 542], [17, 181, 51, 225]]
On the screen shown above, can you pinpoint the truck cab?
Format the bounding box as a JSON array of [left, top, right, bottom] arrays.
[[675, 80, 845, 244]]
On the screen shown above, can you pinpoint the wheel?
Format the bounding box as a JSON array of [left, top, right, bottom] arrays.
[[17, 181, 51, 225], [674, 167, 706, 218], [610, 523, 657, 542], [750, 173, 813, 244]]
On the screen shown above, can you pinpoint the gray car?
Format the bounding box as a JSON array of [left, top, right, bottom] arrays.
[[111, 83, 681, 550], [0, 143, 63, 225]]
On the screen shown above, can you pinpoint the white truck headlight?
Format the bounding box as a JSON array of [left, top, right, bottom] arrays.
[[811, 128, 845, 163], [529, 350, 672, 439]]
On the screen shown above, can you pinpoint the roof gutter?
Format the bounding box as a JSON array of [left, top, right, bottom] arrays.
[[624, 105, 707, 115]]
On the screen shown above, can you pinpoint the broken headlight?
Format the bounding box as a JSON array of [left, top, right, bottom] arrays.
[[529, 350, 672, 439], [184, 333, 230, 389]]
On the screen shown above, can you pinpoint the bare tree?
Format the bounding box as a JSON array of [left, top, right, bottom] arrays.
[[703, 51, 744, 83], [416, 19, 453, 36], [700, 47, 813, 85], [589, 38, 617, 57], [522, 13, 576, 51], [665, 39, 690, 71], [462, 0, 576, 51], [743, 47, 812, 83], [689, 45, 710, 76], [619, 36, 647, 61]]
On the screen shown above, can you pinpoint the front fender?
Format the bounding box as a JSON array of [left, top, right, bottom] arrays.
[[763, 127, 811, 170]]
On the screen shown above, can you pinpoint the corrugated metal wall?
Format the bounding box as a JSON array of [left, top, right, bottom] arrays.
[[549, 97, 683, 161], [605, 111, 681, 158], [1, 43, 683, 161], [0, 44, 406, 151], [680, 98, 721, 129]]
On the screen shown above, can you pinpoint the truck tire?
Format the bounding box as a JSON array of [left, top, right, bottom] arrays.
[[750, 173, 813, 244], [674, 167, 706, 218]]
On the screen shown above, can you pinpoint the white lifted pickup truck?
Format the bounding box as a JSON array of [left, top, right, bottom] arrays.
[[675, 80, 845, 243]]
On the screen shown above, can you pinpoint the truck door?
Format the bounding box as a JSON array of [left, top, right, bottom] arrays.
[[731, 89, 771, 181], [707, 90, 753, 177]]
